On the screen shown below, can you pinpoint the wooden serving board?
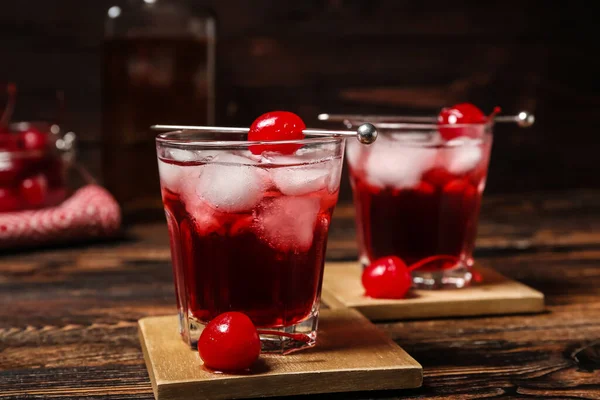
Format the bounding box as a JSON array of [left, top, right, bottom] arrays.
[[138, 308, 422, 400], [322, 262, 545, 321]]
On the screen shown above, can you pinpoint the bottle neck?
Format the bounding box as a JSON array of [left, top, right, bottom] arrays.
[[105, 0, 215, 40]]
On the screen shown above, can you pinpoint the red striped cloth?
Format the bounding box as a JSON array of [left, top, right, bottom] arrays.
[[0, 184, 121, 249]]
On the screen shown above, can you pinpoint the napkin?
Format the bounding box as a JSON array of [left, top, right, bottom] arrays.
[[0, 184, 121, 249]]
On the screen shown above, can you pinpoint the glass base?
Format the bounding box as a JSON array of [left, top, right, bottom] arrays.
[[411, 262, 473, 289], [179, 309, 319, 355], [257, 314, 318, 354]]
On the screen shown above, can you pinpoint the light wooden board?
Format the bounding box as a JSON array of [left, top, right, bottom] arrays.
[[322, 262, 545, 321], [138, 308, 422, 400]]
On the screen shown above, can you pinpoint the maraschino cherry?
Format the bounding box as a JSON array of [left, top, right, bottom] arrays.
[[198, 312, 261, 373], [362, 256, 412, 299], [438, 103, 486, 141], [0, 132, 13, 150], [248, 111, 305, 155], [439, 103, 486, 125], [362, 254, 461, 299], [0, 187, 20, 212], [19, 174, 48, 207], [19, 127, 48, 151]]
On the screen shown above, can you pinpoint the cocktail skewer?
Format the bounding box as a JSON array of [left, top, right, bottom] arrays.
[[151, 123, 379, 144], [317, 111, 535, 128]]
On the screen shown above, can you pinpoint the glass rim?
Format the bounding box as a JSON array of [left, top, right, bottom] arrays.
[[0, 121, 71, 157], [344, 124, 492, 148], [342, 120, 493, 148], [344, 120, 492, 129], [156, 129, 345, 149]]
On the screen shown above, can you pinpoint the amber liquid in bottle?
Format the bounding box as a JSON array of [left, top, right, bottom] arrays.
[[102, 37, 214, 220]]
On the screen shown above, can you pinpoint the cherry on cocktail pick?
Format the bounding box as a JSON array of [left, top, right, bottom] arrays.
[[152, 118, 378, 146], [438, 103, 487, 141], [362, 254, 461, 299], [198, 312, 261, 373], [438, 103, 486, 126], [248, 111, 306, 155]]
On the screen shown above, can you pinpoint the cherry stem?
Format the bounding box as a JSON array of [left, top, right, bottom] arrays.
[[74, 163, 98, 185], [487, 106, 502, 122], [257, 330, 312, 343], [408, 255, 460, 272], [56, 90, 65, 126], [1, 83, 17, 129]]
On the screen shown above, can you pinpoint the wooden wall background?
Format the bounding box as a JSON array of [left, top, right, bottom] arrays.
[[1, 0, 599, 203]]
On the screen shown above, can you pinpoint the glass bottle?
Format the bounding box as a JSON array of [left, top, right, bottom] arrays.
[[102, 0, 216, 221]]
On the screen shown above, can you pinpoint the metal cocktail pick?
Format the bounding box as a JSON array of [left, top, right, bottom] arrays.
[[151, 123, 379, 144], [318, 111, 535, 128]]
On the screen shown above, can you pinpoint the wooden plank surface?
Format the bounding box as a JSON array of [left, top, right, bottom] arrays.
[[1, 190, 600, 399], [139, 310, 422, 400], [322, 263, 544, 320]]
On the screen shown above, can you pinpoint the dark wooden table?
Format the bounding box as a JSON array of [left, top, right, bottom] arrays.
[[2, 190, 600, 399]]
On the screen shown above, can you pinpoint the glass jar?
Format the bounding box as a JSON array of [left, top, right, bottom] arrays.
[[0, 122, 75, 213], [102, 0, 216, 220]]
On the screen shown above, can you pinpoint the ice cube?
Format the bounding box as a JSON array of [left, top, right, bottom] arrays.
[[345, 139, 362, 169], [389, 131, 439, 144], [271, 164, 330, 196], [166, 148, 197, 162], [185, 197, 226, 236], [442, 141, 482, 174], [160, 160, 205, 195], [364, 138, 437, 189], [192, 206, 226, 236], [178, 169, 227, 236], [257, 196, 320, 252], [167, 148, 220, 163], [210, 152, 258, 166], [235, 149, 264, 163], [158, 149, 220, 193], [196, 153, 267, 213], [259, 153, 302, 166], [327, 157, 343, 193], [157, 159, 184, 191]]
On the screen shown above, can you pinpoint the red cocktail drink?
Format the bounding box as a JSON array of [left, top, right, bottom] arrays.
[[157, 130, 344, 353], [347, 123, 492, 289]]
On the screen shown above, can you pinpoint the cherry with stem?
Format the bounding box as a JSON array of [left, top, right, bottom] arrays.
[[486, 106, 502, 123], [263, 256, 462, 337], [363, 254, 463, 299], [0, 83, 17, 130]]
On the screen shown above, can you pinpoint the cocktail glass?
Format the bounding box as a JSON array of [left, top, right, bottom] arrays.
[[345, 120, 492, 289], [156, 129, 345, 353]]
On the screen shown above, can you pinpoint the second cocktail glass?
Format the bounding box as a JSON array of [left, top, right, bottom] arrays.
[[345, 120, 492, 289], [156, 129, 345, 353]]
